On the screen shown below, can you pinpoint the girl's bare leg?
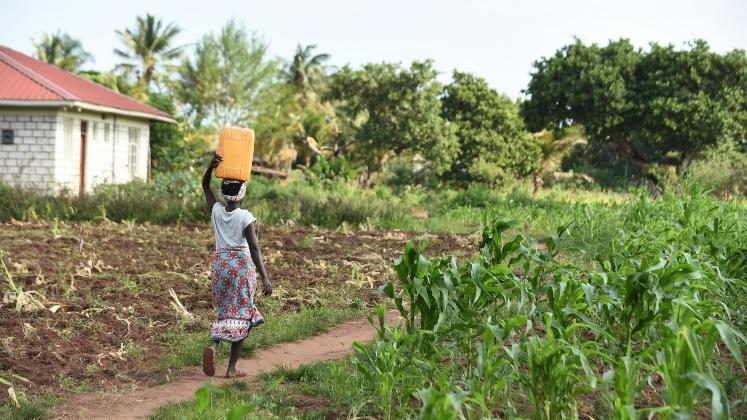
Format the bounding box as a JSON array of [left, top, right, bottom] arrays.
[[226, 339, 245, 377]]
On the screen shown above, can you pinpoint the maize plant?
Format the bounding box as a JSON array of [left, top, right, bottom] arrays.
[[358, 189, 747, 419]]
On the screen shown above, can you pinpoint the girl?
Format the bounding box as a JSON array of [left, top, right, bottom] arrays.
[[201, 152, 272, 378]]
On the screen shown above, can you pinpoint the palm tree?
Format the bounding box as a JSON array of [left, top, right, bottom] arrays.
[[287, 44, 331, 93], [114, 14, 182, 92], [78, 70, 133, 94], [532, 127, 588, 193], [32, 31, 92, 72]]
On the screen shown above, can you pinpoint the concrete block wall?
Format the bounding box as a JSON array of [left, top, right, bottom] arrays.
[[0, 110, 57, 189], [1, 108, 151, 193]]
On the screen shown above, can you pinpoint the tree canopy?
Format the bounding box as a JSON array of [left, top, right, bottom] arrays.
[[327, 61, 458, 175], [287, 44, 331, 95], [25, 18, 747, 191], [442, 71, 541, 183], [522, 39, 747, 175], [32, 31, 92, 72], [115, 14, 183, 98], [175, 20, 279, 129]]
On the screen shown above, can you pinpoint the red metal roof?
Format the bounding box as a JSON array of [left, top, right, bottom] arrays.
[[0, 45, 173, 121]]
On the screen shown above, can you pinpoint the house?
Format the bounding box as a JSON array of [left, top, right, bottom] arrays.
[[0, 45, 175, 194]]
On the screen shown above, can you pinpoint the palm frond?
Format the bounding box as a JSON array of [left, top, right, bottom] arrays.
[[113, 14, 183, 90]]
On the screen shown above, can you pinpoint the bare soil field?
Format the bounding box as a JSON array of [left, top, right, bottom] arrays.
[[0, 220, 474, 403]]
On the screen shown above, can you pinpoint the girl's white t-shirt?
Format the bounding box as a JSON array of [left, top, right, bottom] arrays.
[[211, 202, 256, 250]]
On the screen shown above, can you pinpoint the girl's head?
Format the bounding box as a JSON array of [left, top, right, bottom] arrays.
[[220, 180, 246, 202]]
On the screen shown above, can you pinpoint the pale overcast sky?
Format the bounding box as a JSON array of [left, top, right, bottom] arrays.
[[1, 0, 745, 98]]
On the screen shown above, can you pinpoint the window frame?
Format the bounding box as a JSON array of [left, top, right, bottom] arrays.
[[128, 127, 140, 178], [64, 117, 74, 159], [1, 129, 13, 145], [104, 123, 110, 143]]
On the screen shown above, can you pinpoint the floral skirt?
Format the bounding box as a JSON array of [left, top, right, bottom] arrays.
[[210, 248, 264, 343]]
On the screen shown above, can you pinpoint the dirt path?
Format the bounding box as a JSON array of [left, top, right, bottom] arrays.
[[1, 222, 471, 398], [51, 312, 399, 419]]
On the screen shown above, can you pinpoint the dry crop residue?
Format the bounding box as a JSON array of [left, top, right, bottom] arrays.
[[0, 220, 473, 402]]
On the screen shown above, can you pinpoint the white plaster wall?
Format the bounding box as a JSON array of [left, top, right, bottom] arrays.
[[54, 111, 80, 192], [55, 110, 150, 193], [109, 115, 149, 185], [85, 118, 114, 189], [0, 109, 57, 190]]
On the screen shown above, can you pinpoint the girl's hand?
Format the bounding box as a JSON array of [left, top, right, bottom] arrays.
[[210, 153, 223, 169], [262, 279, 273, 296]]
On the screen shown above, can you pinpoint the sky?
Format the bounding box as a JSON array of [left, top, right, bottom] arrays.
[[1, 0, 746, 98]]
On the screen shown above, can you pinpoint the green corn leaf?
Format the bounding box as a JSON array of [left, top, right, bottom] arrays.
[[227, 404, 255, 420], [380, 282, 395, 298], [413, 357, 433, 371], [666, 265, 703, 286], [380, 282, 408, 318], [581, 283, 596, 306], [487, 263, 512, 276], [615, 401, 638, 420], [602, 369, 614, 385], [418, 254, 429, 272], [471, 262, 483, 304], [502, 316, 528, 338], [393, 254, 408, 282], [566, 321, 617, 344], [713, 321, 746, 367], [570, 345, 597, 388], [485, 323, 501, 342], [194, 383, 211, 414], [434, 311, 446, 333], [414, 277, 430, 307], [671, 298, 701, 319], [646, 258, 667, 273], [687, 372, 728, 420], [682, 327, 705, 371], [351, 341, 367, 354]]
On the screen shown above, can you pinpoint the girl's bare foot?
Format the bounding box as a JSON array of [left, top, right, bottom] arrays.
[[225, 368, 246, 378], [202, 346, 217, 377]]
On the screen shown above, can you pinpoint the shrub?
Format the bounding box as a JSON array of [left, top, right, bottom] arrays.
[[0, 172, 414, 229]]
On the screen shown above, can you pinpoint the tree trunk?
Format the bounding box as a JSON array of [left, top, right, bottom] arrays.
[[532, 172, 543, 194], [676, 149, 693, 176], [143, 66, 154, 87], [610, 134, 651, 166], [609, 133, 663, 193], [646, 172, 663, 200]]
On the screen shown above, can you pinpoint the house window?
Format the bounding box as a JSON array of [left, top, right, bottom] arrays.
[[128, 127, 140, 177], [91, 122, 98, 142], [64, 117, 73, 159], [1, 129, 13, 145], [104, 123, 110, 143]]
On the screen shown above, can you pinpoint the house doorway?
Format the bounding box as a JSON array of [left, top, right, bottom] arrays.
[[79, 120, 88, 195]]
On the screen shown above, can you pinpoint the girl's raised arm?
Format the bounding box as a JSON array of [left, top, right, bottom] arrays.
[[202, 153, 222, 213]]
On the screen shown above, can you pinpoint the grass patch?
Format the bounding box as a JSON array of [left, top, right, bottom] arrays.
[[158, 306, 363, 370], [0, 394, 58, 420], [0, 172, 655, 235], [124, 338, 146, 361], [150, 381, 283, 420], [150, 360, 371, 420]]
